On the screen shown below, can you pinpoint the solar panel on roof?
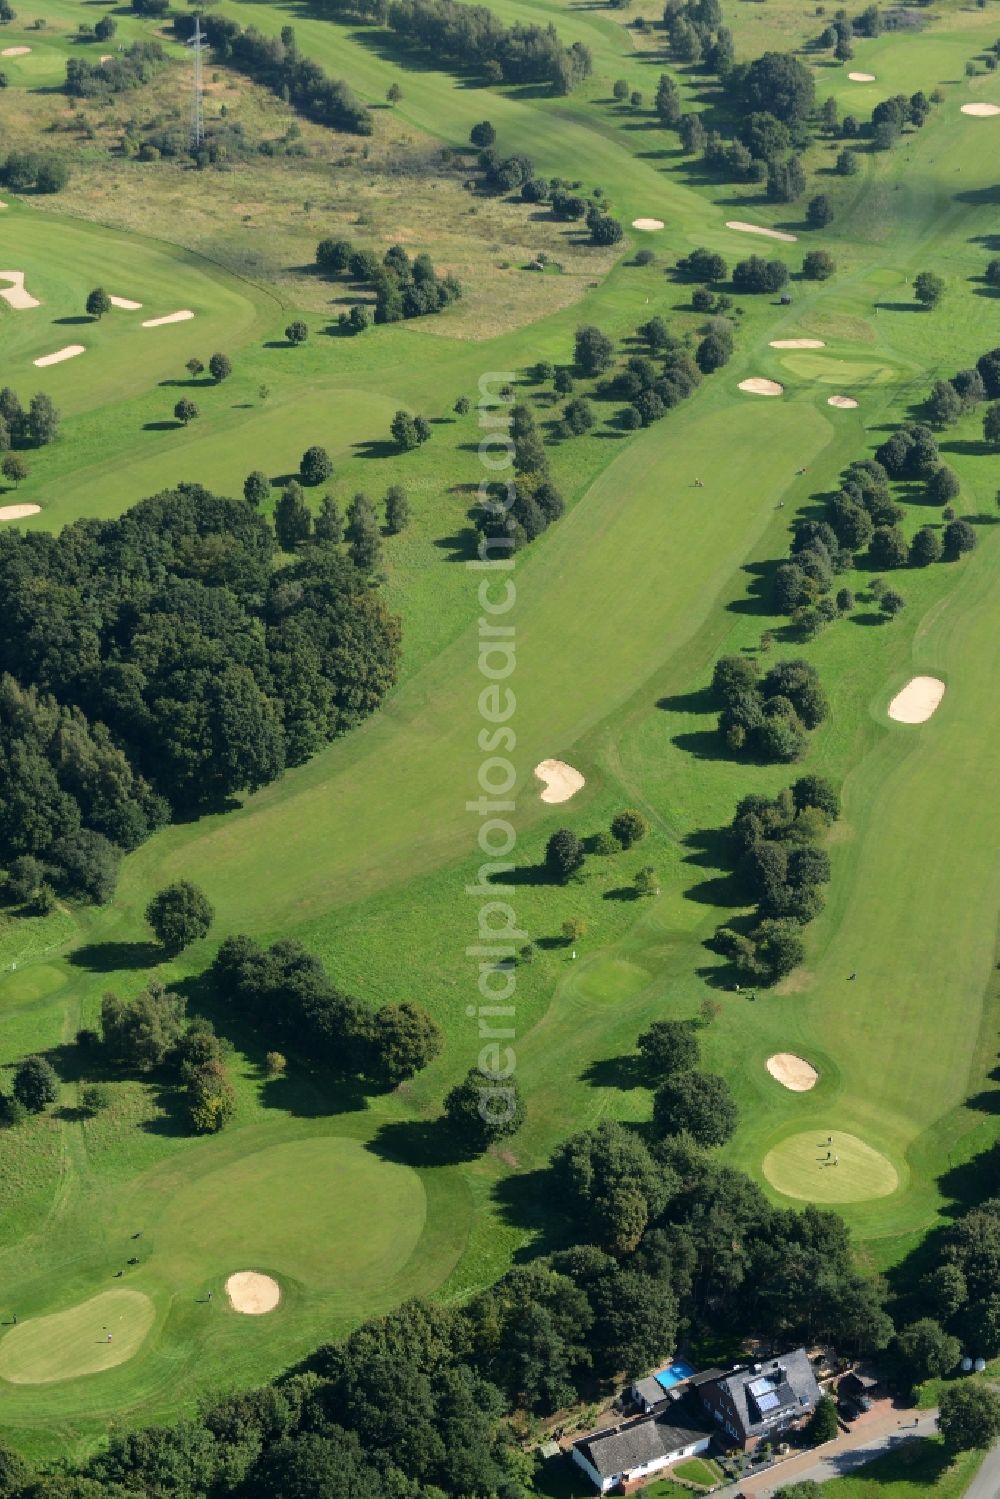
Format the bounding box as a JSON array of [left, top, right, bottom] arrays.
[[756, 1391, 781, 1413]]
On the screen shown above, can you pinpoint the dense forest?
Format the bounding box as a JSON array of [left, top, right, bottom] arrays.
[[0, 485, 399, 905]]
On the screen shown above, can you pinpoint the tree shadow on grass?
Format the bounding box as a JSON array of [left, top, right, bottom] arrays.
[[67, 941, 163, 973], [656, 685, 715, 714], [53, 315, 93, 326], [485, 863, 550, 888], [366, 1116, 473, 1169], [849, 611, 887, 626], [259, 1069, 369, 1118], [940, 438, 993, 459], [727, 558, 782, 617], [432, 528, 479, 563], [581, 1053, 647, 1091], [143, 420, 184, 432], [352, 439, 400, 461], [492, 1166, 576, 1260], [672, 728, 730, 761], [603, 886, 642, 902], [140, 1080, 192, 1138]]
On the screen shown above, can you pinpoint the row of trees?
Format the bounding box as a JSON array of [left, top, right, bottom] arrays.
[[65, 40, 165, 98], [315, 239, 462, 323], [0, 485, 400, 905], [570, 315, 731, 431], [766, 450, 975, 642], [211, 934, 443, 1088], [475, 402, 565, 554], [99, 978, 236, 1133], [710, 654, 829, 763], [0, 387, 59, 450], [713, 777, 839, 982], [0, 150, 68, 194], [268, 483, 410, 569], [315, 0, 593, 93], [180, 14, 373, 135]]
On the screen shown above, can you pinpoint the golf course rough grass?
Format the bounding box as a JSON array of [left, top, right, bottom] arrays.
[[762, 1132, 900, 1204], [0, 1290, 155, 1385]]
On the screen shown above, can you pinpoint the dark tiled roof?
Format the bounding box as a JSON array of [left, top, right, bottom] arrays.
[[703, 1349, 820, 1440], [575, 1398, 712, 1480]]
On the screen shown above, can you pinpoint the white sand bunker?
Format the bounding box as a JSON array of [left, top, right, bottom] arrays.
[[109, 295, 143, 310], [961, 102, 1000, 116], [888, 675, 945, 724], [1, 46, 31, 56], [0, 505, 41, 521], [100, 53, 112, 62], [739, 378, 783, 396], [225, 1271, 281, 1315], [34, 344, 85, 368], [771, 338, 825, 349], [534, 758, 585, 804], [848, 71, 876, 82], [0, 271, 40, 310], [142, 309, 194, 328], [725, 220, 798, 243], [828, 394, 858, 409], [767, 1053, 819, 1091], [632, 217, 664, 231]]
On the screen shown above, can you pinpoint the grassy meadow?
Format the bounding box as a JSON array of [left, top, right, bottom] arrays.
[[0, 0, 999, 1464]]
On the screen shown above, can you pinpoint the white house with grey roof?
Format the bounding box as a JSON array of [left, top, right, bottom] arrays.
[[570, 1401, 713, 1493]]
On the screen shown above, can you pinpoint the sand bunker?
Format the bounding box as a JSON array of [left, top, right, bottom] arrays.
[[739, 378, 783, 396], [848, 71, 876, 81], [534, 758, 585, 804], [888, 675, 945, 724], [0, 271, 40, 310], [100, 53, 112, 62], [142, 309, 194, 327], [770, 338, 825, 349], [225, 1271, 281, 1315], [109, 295, 143, 310], [632, 217, 664, 231], [828, 394, 859, 408], [767, 1053, 819, 1091], [34, 344, 85, 368], [961, 102, 1000, 116], [1, 46, 31, 56], [725, 220, 798, 243], [0, 505, 41, 521]]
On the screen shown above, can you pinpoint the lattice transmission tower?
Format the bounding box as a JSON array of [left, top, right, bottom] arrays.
[[186, 16, 206, 152]]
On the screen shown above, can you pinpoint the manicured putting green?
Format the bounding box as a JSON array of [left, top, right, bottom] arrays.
[[157, 1138, 427, 1296], [780, 352, 895, 384], [0, 1289, 154, 1385], [762, 1132, 898, 1203], [574, 958, 652, 1002]]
